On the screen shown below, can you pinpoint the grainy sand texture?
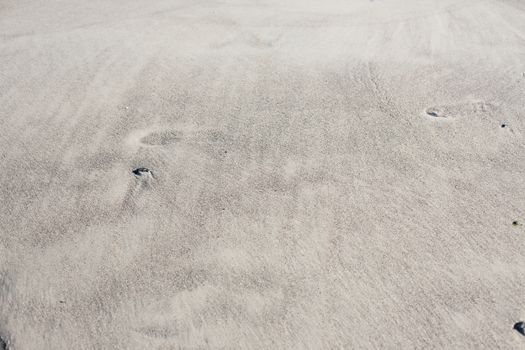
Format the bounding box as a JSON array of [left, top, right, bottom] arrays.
[[1, 0, 525, 349]]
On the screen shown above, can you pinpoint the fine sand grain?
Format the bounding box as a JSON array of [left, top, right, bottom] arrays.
[[1, 0, 525, 349]]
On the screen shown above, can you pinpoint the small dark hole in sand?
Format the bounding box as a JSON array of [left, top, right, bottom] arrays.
[[513, 221, 519, 226], [501, 124, 507, 128], [0, 336, 7, 350], [514, 321, 525, 335], [132, 168, 151, 176]]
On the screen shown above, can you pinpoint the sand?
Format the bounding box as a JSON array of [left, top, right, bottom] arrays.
[[1, 0, 525, 349]]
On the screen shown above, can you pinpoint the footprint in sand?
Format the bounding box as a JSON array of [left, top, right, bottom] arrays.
[[125, 129, 182, 151], [425, 101, 495, 120], [140, 130, 181, 146], [127, 127, 230, 151], [125, 127, 231, 178]]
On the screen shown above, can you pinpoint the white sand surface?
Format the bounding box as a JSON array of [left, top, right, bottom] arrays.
[[1, 0, 525, 349]]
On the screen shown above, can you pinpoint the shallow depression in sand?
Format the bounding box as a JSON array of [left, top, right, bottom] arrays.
[[140, 131, 182, 146]]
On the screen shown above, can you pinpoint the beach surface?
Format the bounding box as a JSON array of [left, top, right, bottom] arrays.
[[1, 0, 525, 348]]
